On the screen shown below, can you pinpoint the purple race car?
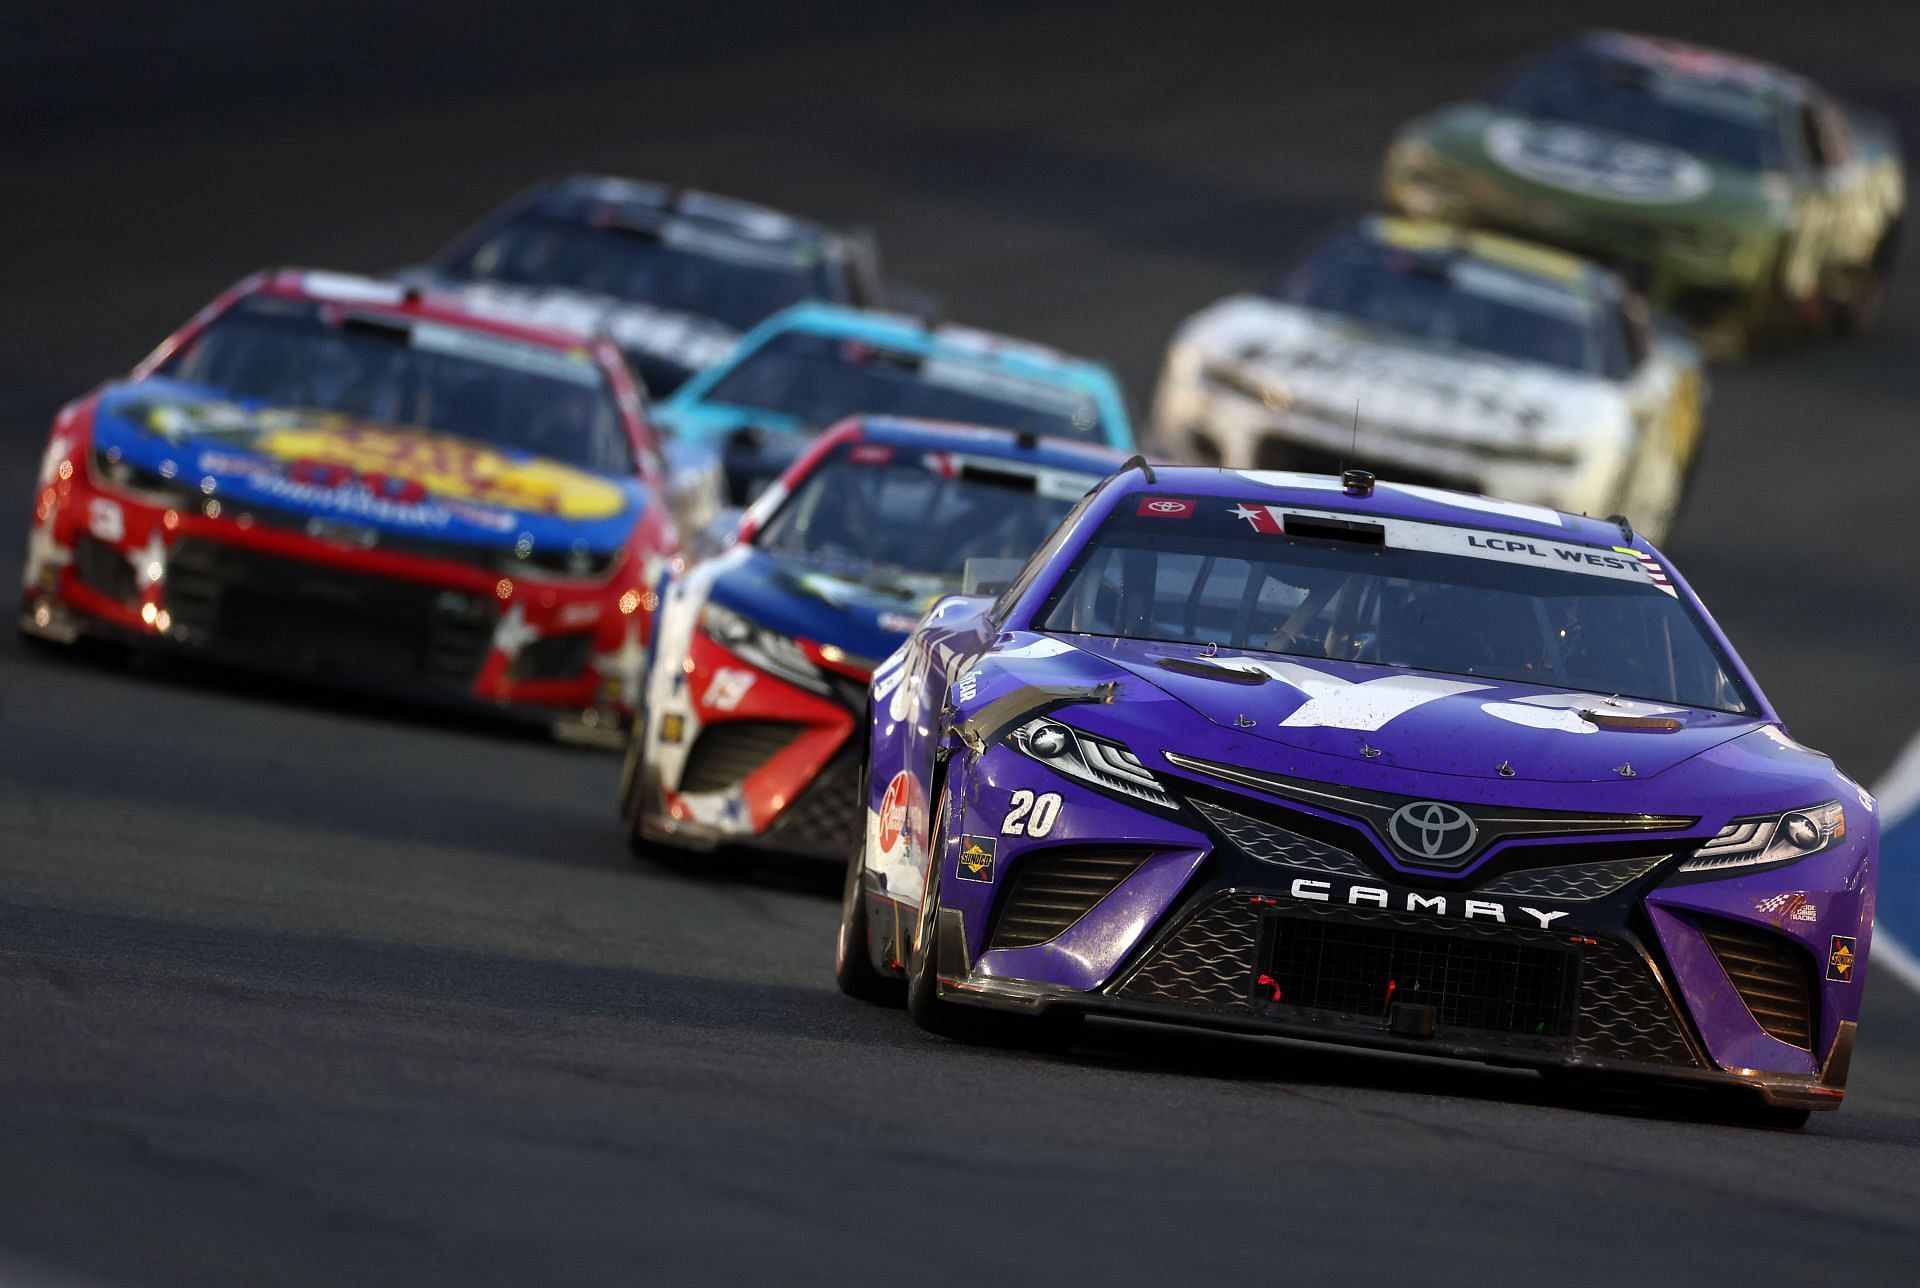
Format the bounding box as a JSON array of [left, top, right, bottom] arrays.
[[836, 463, 1876, 1125]]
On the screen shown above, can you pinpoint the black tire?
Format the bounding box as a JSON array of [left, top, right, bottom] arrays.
[[905, 801, 996, 1040], [835, 832, 905, 1006], [1835, 223, 1898, 337], [618, 723, 656, 860]]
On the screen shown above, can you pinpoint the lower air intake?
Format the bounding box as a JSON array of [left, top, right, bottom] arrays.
[[1260, 916, 1575, 1037], [1697, 915, 1816, 1050], [678, 721, 801, 794], [989, 851, 1150, 949]]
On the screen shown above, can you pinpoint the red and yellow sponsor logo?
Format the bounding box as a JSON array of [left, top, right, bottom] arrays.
[[257, 422, 625, 519]]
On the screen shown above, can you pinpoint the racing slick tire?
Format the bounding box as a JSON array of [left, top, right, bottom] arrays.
[[618, 723, 658, 861], [835, 829, 906, 1007], [1834, 221, 1899, 338], [906, 799, 1078, 1046]]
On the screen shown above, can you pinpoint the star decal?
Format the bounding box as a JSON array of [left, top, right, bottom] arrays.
[[21, 505, 71, 591], [593, 618, 649, 701], [492, 603, 540, 656], [129, 530, 169, 590]]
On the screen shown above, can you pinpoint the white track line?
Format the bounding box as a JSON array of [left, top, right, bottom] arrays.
[[1871, 727, 1920, 995]]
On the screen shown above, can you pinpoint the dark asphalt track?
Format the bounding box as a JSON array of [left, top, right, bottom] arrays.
[[5, 3, 1920, 1283]]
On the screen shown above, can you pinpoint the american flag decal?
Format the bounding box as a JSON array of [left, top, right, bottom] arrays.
[[1614, 546, 1678, 597]]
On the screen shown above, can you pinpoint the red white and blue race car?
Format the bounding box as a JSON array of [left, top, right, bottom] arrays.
[[19, 269, 685, 731], [619, 418, 1123, 861]]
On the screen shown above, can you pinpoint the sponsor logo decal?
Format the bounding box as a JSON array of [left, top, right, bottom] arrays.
[[1137, 496, 1195, 518], [847, 442, 896, 465], [1756, 891, 1818, 923], [1387, 801, 1478, 862], [1484, 118, 1712, 204], [1828, 935, 1857, 983], [659, 713, 685, 744], [877, 771, 914, 855], [956, 835, 997, 883]]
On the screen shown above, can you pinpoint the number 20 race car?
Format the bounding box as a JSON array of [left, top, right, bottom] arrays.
[[837, 464, 1877, 1126], [19, 270, 682, 730], [621, 417, 1122, 862]]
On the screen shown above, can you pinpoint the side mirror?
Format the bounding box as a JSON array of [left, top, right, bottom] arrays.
[[961, 557, 1024, 599]]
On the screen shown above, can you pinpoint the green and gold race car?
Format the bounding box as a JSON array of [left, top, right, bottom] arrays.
[[1380, 31, 1903, 357]]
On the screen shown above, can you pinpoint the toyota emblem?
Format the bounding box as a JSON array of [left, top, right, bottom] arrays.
[[1387, 801, 1478, 862]]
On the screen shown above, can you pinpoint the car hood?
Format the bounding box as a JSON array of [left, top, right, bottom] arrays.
[[1419, 102, 1779, 221], [90, 378, 643, 555], [426, 278, 741, 384], [708, 546, 951, 668], [1181, 296, 1622, 456], [1072, 635, 1763, 784]]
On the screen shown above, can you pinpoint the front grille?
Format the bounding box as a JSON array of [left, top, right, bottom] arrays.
[[1164, 754, 1695, 874], [1697, 915, 1815, 1050], [164, 539, 495, 686], [677, 720, 801, 794], [988, 851, 1151, 949], [761, 752, 862, 858], [73, 535, 137, 604], [1478, 853, 1670, 900], [1260, 915, 1575, 1037], [508, 632, 595, 683], [1193, 799, 1373, 878], [1116, 895, 1699, 1067]]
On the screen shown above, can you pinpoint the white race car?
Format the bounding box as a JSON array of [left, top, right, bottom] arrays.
[[1152, 216, 1707, 541]]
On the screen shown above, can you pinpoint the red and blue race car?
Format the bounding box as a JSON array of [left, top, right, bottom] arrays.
[[19, 269, 685, 732], [620, 417, 1123, 861]]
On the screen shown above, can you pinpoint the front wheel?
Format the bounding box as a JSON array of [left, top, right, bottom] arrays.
[[835, 841, 906, 1006], [619, 724, 656, 860], [905, 800, 1007, 1041]]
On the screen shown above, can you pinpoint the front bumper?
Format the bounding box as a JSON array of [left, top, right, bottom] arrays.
[[636, 627, 867, 860], [909, 752, 1869, 1112], [20, 470, 650, 719]]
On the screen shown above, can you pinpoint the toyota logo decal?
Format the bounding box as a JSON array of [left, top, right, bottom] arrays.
[[1387, 801, 1478, 862]]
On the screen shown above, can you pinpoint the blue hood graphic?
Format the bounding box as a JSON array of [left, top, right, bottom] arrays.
[[89, 379, 643, 557]]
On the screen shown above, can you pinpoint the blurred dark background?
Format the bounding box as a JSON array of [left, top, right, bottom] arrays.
[[7, 0, 1918, 770], [6, 6, 1920, 1286]]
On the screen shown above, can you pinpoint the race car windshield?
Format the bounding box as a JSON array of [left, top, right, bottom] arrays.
[[1273, 232, 1626, 376], [755, 443, 1094, 585], [160, 296, 634, 474], [1036, 502, 1757, 714], [704, 330, 1106, 442], [440, 212, 826, 331], [1489, 47, 1786, 171]]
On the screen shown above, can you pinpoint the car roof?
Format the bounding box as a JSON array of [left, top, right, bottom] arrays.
[[1352, 214, 1621, 300], [1111, 465, 1647, 551], [748, 302, 1116, 387], [847, 416, 1130, 474], [1570, 30, 1807, 102], [520, 175, 839, 246], [255, 268, 614, 354]]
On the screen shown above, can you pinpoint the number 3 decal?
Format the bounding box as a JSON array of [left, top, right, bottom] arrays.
[[1001, 790, 1062, 837]]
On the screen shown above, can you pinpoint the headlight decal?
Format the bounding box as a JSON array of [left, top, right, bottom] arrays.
[[1007, 717, 1176, 811], [698, 601, 825, 693], [1679, 801, 1846, 874]]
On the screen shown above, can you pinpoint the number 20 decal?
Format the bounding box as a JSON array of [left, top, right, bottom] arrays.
[[1001, 790, 1062, 837]]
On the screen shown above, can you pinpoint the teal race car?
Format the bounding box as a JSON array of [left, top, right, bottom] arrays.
[[652, 303, 1135, 503], [1380, 31, 1904, 356]]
